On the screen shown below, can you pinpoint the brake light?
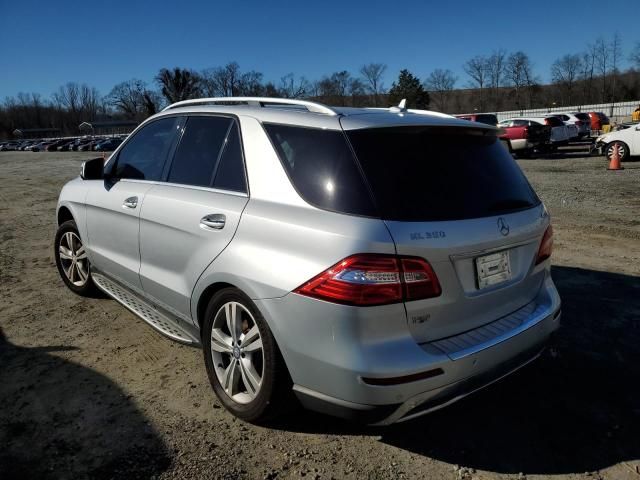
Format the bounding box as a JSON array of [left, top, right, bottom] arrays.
[[535, 225, 554, 265], [294, 254, 441, 306]]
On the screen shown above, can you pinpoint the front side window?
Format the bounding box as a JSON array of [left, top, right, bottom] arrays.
[[114, 117, 179, 180], [168, 116, 232, 187]]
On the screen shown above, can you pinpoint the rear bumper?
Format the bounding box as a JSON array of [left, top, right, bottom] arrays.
[[257, 273, 561, 424]]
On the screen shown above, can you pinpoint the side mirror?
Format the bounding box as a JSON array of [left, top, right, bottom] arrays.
[[80, 157, 105, 180]]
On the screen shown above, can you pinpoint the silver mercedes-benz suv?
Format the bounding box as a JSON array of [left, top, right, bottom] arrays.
[[54, 97, 561, 425]]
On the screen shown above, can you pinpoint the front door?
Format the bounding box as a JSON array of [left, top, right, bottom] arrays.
[[85, 116, 181, 291]]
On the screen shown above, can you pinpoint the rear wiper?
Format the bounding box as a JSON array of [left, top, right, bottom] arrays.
[[487, 199, 534, 212]]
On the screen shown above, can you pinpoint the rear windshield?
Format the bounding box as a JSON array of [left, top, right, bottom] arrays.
[[544, 117, 564, 127], [574, 113, 590, 121], [346, 127, 540, 221], [475, 114, 498, 126]]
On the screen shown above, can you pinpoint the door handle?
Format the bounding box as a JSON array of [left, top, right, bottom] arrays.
[[123, 196, 138, 209], [200, 214, 226, 230]]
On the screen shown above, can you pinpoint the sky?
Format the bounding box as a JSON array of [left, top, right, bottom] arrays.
[[1, 0, 638, 99]]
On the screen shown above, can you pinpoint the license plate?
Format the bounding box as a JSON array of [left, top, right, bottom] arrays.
[[476, 251, 511, 289]]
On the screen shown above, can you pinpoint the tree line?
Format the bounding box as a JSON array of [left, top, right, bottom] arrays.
[[2, 37, 639, 138]]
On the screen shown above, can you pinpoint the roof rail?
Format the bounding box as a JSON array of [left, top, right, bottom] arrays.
[[161, 97, 337, 116]]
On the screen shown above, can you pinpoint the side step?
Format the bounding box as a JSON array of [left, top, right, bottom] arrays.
[[92, 272, 200, 345]]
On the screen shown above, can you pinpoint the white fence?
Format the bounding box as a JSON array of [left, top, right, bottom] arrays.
[[494, 100, 640, 123]]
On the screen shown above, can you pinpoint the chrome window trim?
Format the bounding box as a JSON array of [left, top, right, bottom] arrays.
[[119, 178, 249, 198]]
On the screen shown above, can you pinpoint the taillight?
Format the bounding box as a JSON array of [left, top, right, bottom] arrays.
[[535, 225, 553, 265], [294, 254, 441, 306]]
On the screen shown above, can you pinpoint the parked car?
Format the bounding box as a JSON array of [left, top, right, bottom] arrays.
[[46, 139, 69, 151], [54, 97, 560, 425], [94, 138, 123, 151], [517, 116, 571, 145], [554, 113, 589, 139], [568, 112, 592, 138], [594, 122, 640, 162], [0, 142, 19, 151], [57, 139, 78, 151], [454, 113, 498, 126], [497, 118, 551, 157], [588, 111, 610, 131]]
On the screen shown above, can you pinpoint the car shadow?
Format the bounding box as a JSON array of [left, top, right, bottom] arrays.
[[0, 328, 171, 479], [272, 266, 640, 475]]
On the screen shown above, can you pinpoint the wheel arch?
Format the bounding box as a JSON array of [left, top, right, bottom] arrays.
[[195, 281, 237, 331], [57, 205, 75, 225]]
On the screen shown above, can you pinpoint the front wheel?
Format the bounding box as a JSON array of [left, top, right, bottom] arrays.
[[54, 220, 98, 296], [202, 288, 291, 423], [605, 142, 629, 162]]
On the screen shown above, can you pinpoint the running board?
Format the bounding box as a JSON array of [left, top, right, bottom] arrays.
[[92, 272, 201, 345]]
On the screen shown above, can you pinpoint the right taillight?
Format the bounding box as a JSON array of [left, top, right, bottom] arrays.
[[535, 225, 554, 265], [294, 254, 441, 306]]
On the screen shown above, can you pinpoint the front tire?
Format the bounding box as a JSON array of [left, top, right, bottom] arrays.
[[605, 141, 629, 162], [202, 288, 290, 422], [54, 220, 98, 296]]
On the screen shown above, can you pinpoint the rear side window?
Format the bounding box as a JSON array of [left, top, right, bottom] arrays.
[[213, 122, 247, 193], [346, 127, 540, 221], [168, 116, 232, 187], [114, 117, 179, 180], [264, 124, 377, 216]]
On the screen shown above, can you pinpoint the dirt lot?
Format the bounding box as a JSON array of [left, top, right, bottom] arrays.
[[1, 150, 639, 480]]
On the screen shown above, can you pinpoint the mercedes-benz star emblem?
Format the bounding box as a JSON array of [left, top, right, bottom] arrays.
[[497, 217, 510, 236]]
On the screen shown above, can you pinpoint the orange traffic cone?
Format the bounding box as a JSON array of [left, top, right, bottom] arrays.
[[607, 143, 623, 170]]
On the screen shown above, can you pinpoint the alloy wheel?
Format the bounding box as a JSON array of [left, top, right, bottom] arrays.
[[210, 301, 264, 404], [58, 232, 89, 287]]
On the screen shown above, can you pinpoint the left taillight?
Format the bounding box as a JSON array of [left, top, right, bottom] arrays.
[[294, 254, 441, 306], [535, 225, 554, 265]]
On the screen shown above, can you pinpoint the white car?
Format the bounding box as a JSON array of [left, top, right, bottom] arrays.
[[515, 116, 571, 145], [595, 123, 640, 161], [559, 112, 591, 138]]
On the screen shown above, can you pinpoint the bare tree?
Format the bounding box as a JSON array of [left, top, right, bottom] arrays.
[[610, 33, 622, 103], [581, 44, 598, 103], [52, 82, 80, 117], [424, 69, 457, 112], [279, 73, 309, 98], [594, 37, 610, 102], [156, 68, 201, 104], [630, 42, 640, 70], [107, 79, 148, 118], [79, 85, 100, 120], [486, 49, 507, 111], [359, 63, 387, 106], [463, 56, 488, 111], [551, 54, 582, 105]]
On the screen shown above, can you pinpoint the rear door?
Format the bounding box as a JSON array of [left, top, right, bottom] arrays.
[[345, 125, 549, 342], [85, 116, 181, 290], [138, 115, 249, 321]]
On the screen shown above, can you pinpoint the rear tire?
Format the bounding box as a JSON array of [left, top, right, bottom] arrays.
[[202, 288, 291, 423], [54, 220, 98, 296]]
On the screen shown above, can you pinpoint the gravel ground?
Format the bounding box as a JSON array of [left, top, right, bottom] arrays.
[[1, 150, 639, 480]]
